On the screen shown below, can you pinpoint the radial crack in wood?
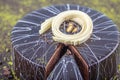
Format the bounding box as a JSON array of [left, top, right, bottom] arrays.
[[68, 45, 89, 80], [45, 43, 67, 79]]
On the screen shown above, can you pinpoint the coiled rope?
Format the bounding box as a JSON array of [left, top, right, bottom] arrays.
[[39, 10, 93, 45]]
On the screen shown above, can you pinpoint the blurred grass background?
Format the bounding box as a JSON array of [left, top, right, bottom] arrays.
[[0, 0, 120, 53], [0, 0, 120, 79]]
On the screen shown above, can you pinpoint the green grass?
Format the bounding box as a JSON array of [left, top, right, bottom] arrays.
[[0, 0, 120, 53], [0, 0, 120, 79]]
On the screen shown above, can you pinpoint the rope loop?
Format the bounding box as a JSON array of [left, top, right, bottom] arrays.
[[39, 10, 93, 45]]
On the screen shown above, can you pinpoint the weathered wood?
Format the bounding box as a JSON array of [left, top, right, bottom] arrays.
[[11, 4, 120, 80]]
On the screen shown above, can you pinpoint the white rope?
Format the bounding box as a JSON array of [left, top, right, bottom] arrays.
[[39, 10, 93, 45]]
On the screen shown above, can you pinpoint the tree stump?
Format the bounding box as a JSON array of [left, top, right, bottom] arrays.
[[11, 4, 120, 80]]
